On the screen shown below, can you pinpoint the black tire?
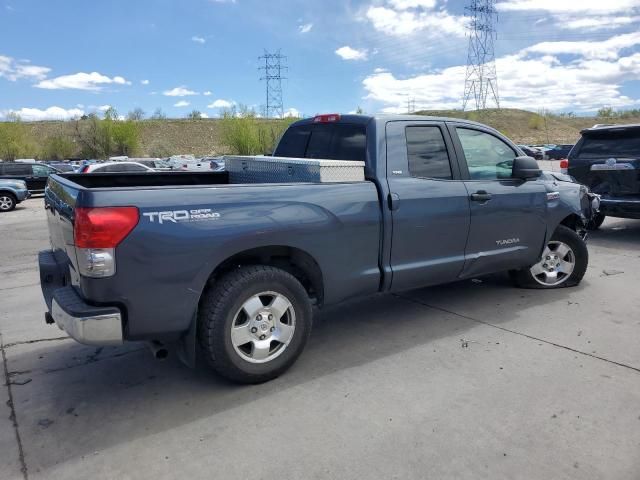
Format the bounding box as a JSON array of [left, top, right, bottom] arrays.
[[587, 212, 605, 230], [0, 192, 16, 212], [198, 265, 313, 384], [510, 225, 588, 289]]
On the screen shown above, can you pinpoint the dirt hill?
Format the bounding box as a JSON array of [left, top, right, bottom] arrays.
[[13, 108, 640, 158]]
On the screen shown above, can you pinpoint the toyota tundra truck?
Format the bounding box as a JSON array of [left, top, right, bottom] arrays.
[[39, 114, 594, 383]]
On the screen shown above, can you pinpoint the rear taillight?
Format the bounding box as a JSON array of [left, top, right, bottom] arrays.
[[81, 165, 90, 173], [74, 207, 139, 248], [559, 158, 569, 174], [313, 113, 340, 123], [74, 207, 139, 278]]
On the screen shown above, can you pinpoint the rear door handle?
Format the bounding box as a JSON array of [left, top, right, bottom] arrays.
[[388, 192, 400, 211], [470, 190, 492, 202]]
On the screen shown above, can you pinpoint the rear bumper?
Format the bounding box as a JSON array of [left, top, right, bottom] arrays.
[[599, 196, 640, 219], [39, 250, 123, 346]]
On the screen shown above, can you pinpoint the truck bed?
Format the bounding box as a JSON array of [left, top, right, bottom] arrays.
[[60, 171, 229, 189]]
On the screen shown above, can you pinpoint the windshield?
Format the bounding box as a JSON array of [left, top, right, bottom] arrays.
[[577, 131, 640, 157]]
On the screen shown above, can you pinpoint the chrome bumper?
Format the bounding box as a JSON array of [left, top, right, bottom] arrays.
[[52, 298, 123, 346]]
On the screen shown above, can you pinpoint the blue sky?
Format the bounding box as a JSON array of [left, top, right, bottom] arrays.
[[1, 0, 640, 120]]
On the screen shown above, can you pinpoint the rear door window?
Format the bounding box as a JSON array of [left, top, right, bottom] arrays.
[[275, 124, 366, 162], [406, 126, 452, 179]]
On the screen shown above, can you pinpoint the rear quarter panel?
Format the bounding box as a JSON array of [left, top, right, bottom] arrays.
[[79, 182, 382, 340]]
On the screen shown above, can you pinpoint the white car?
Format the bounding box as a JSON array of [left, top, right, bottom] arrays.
[[79, 162, 155, 173]]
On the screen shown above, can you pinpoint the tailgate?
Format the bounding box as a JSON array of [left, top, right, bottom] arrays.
[[571, 157, 640, 196], [43, 175, 81, 290]]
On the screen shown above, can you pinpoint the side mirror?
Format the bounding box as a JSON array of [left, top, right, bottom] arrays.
[[512, 156, 541, 180]]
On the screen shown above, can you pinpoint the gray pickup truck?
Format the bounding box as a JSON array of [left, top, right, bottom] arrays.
[[39, 114, 594, 383]]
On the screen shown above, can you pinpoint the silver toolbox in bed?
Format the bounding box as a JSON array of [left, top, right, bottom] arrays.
[[224, 156, 365, 183]]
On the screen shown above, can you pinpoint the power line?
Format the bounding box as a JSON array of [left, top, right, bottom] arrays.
[[258, 50, 287, 118], [463, 0, 500, 111]]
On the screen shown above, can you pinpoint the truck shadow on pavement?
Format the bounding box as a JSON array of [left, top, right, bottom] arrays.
[[6, 274, 587, 472]]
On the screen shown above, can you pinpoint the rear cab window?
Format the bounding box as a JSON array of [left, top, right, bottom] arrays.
[[274, 123, 367, 162]]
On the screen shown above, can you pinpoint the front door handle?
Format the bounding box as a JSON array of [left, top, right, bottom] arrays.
[[470, 190, 492, 202]]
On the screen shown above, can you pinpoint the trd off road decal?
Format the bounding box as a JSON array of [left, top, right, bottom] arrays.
[[143, 209, 221, 224]]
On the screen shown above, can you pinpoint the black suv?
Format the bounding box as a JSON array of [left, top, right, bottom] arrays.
[[546, 144, 574, 160], [0, 162, 59, 193], [568, 124, 640, 228]]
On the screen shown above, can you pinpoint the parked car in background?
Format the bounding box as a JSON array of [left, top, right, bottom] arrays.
[[204, 156, 226, 171], [568, 124, 640, 229], [0, 162, 59, 193], [0, 179, 30, 212], [45, 162, 76, 173], [132, 158, 173, 171], [79, 161, 155, 173], [518, 145, 543, 160], [546, 144, 574, 160], [166, 155, 210, 171]]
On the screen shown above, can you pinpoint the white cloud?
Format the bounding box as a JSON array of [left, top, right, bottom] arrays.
[[174, 100, 190, 107], [163, 86, 198, 96], [0, 55, 50, 81], [200, 112, 209, 118], [191, 36, 206, 44], [203, 90, 212, 96], [35, 72, 130, 90], [335, 46, 368, 61], [362, 33, 640, 113], [365, 1, 467, 37], [1, 106, 84, 121], [284, 107, 301, 117], [141, 79, 150, 85], [496, 0, 638, 13], [564, 15, 640, 31], [389, 0, 437, 9], [298, 23, 313, 33], [523, 32, 640, 60], [207, 99, 234, 108], [97, 105, 112, 111]]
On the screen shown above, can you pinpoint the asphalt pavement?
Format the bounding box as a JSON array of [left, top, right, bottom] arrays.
[[1, 198, 639, 480]]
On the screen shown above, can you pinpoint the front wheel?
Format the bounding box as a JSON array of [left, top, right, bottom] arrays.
[[510, 225, 588, 289], [0, 193, 16, 212], [198, 265, 313, 384]]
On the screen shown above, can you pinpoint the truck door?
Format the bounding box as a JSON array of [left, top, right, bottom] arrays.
[[386, 121, 471, 291], [449, 124, 547, 278]]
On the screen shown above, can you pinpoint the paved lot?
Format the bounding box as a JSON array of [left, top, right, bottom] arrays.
[[1, 198, 639, 480]]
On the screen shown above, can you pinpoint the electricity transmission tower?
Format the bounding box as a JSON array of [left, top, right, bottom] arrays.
[[462, 0, 500, 111], [406, 97, 416, 114], [259, 50, 287, 118]]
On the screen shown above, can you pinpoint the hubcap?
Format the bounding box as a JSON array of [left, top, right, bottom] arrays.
[[529, 241, 575, 286], [0, 196, 13, 211], [230, 291, 296, 364]]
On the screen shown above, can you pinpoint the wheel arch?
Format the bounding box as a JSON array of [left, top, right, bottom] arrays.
[[203, 245, 324, 307]]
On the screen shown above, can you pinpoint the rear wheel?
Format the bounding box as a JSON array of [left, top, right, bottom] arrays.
[[198, 265, 313, 384], [510, 225, 588, 289], [587, 212, 605, 230], [0, 193, 16, 212]]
